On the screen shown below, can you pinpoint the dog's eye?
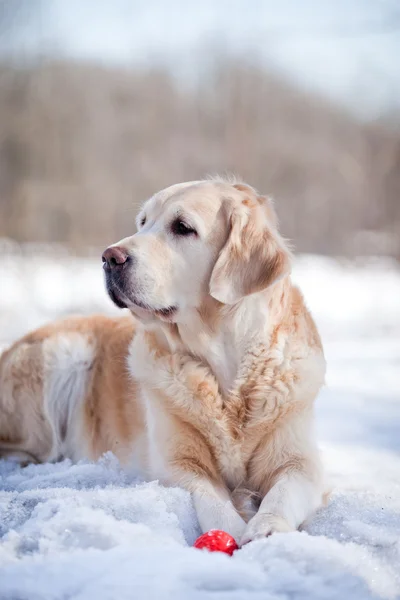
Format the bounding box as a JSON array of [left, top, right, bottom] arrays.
[[171, 220, 197, 237], [140, 216, 146, 227]]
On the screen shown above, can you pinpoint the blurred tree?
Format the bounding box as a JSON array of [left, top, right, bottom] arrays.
[[0, 58, 398, 256]]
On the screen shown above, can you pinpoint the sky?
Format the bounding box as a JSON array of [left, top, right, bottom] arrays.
[[0, 0, 400, 117]]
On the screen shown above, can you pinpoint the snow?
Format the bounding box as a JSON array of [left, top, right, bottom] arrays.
[[1, 245, 400, 599]]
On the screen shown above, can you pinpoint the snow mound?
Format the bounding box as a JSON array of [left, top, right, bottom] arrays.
[[1, 442, 399, 599]]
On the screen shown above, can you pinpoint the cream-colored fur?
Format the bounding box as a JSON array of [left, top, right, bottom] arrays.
[[0, 179, 326, 545]]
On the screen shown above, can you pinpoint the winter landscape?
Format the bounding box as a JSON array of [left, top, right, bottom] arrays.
[[0, 246, 399, 600], [1, 2, 400, 596]]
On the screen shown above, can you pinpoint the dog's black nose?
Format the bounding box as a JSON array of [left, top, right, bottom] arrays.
[[102, 246, 129, 271]]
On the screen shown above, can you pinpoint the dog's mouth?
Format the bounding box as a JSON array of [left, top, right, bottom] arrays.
[[107, 285, 130, 309], [129, 297, 178, 319], [107, 281, 177, 321]]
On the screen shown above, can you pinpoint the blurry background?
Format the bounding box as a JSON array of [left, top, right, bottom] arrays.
[[0, 0, 399, 344], [0, 0, 399, 257]]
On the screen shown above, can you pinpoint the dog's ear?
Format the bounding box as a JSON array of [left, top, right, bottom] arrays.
[[209, 190, 290, 305]]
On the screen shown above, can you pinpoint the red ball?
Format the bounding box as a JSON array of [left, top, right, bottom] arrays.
[[193, 530, 239, 556]]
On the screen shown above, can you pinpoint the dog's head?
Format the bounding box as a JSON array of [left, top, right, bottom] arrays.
[[102, 179, 291, 323]]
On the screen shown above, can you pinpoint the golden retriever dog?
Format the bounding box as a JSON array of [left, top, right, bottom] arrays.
[[0, 178, 326, 545]]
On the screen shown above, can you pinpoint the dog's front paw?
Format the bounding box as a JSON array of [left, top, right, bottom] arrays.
[[240, 513, 292, 546]]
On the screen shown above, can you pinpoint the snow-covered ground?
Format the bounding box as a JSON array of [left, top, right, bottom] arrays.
[[0, 242, 399, 600]]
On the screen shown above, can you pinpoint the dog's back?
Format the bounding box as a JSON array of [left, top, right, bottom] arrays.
[[0, 314, 144, 466]]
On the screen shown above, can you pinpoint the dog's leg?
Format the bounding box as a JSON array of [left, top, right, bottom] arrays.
[[240, 414, 324, 546], [240, 470, 322, 545], [141, 383, 247, 540], [130, 330, 246, 540], [177, 473, 246, 540]]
